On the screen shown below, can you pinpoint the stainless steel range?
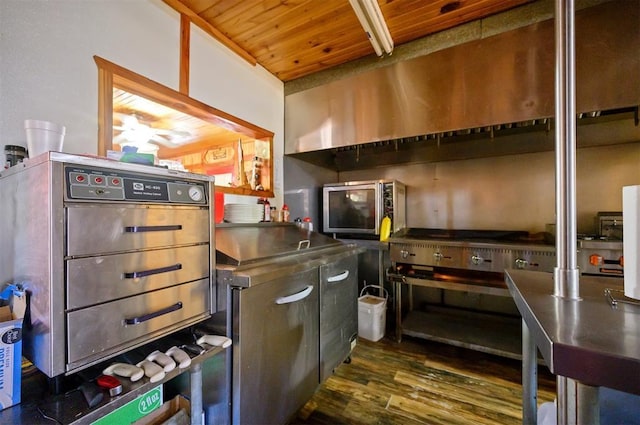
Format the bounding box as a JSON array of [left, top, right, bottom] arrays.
[[387, 228, 624, 358], [0, 152, 215, 378], [388, 228, 557, 359]]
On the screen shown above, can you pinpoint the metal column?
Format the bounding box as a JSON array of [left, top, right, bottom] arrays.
[[552, 0, 600, 423], [522, 320, 538, 425], [190, 363, 203, 425]]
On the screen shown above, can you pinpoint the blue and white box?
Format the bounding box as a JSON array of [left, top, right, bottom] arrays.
[[0, 285, 25, 410]]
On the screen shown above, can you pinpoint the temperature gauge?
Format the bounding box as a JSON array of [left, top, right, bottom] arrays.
[[188, 186, 204, 202]]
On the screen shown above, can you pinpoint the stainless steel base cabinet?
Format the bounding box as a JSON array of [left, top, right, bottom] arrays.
[[231, 268, 319, 425], [319, 254, 358, 381]]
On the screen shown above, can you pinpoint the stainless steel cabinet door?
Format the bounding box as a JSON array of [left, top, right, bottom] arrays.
[[319, 254, 358, 381], [232, 268, 319, 425]]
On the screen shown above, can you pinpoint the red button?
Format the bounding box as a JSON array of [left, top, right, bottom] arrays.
[[76, 175, 85, 182], [112, 178, 120, 185], [95, 177, 103, 184]]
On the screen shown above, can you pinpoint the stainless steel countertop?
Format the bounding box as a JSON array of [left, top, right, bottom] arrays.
[[505, 269, 640, 395]]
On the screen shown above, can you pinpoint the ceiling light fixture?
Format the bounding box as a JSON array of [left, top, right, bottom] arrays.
[[349, 0, 394, 57]]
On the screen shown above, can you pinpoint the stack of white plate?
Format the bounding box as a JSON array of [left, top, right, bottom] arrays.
[[224, 204, 264, 223]]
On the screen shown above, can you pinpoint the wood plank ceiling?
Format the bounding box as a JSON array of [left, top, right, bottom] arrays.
[[165, 0, 535, 82]]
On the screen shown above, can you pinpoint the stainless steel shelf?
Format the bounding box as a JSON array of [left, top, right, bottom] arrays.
[[0, 333, 226, 425], [400, 307, 522, 360]]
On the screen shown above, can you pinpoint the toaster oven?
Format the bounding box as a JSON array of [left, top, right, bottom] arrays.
[[323, 180, 405, 236]]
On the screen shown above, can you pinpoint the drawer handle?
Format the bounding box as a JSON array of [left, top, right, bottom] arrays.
[[327, 270, 349, 283], [124, 263, 183, 279], [124, 225, 183, 233], [124, 302, 183, 326], [275, 285, 314, 305]]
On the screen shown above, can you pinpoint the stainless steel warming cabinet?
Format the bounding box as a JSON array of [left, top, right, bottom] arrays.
[[215, 223, 361, 425], [0, 152, 215, 378]]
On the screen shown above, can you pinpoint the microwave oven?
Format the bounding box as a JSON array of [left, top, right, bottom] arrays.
[[323, 180, 406, 236]]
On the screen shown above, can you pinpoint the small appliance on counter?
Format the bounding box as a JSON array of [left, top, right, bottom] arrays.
[[576, 211, 625, 278], [597, 211, 623, 240], [322, 180, 406, 237]]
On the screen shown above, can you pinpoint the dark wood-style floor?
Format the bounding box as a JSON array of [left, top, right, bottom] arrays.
[[293, 336, 556, 425]]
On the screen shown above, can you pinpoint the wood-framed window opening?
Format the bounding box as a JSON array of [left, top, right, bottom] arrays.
[[95, 55, 274, 197]]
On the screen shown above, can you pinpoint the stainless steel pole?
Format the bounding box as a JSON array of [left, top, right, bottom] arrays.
[[522, 319, 538, 424], [190, 362, 203, 425], [553, 1, 601, 424], [553, 0, 580, 299]]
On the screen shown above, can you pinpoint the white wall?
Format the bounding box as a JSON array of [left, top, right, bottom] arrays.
[[0, 0, 284, 205]]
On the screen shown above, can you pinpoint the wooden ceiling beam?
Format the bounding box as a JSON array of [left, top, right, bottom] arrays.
[[162, 0, 257, 66]]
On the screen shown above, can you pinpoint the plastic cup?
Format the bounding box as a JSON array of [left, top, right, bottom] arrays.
[[24, 120, 66, 158]]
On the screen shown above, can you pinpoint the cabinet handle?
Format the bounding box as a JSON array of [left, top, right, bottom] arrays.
[[275, 285, 314, 305], [124, 302, 183, 325], [327, 270, 349, 283], [123, 263, 182, 279], [124, 225, 182, 233]]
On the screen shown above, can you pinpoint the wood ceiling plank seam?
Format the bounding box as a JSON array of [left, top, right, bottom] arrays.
[[225, 1, 350, 43], [229, 2, 355, 50], [196, 1, 331, 65], [190, 0, 250, 20], [179, 0, 218, 15], [246, 10, 367, 60], [265, 39, 374, 72], [162, 0, 257, 65], [199, 0, 259, 27], [253, 35, 370, 69], [210, 0, 313, 37], [251, 1, 528, 77]]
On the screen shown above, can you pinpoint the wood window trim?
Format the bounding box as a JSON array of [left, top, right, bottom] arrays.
[[95, 55, 275, 197]]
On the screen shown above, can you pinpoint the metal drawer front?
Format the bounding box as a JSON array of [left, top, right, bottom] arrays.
[[67, 279, 209, 368], [66, 244, 210, 309], [66, 204, 209, 256]]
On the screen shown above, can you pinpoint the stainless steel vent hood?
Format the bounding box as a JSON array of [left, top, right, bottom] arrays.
[[284, 1, 639, 167]]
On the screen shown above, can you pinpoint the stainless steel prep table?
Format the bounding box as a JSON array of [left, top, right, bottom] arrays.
[[505, 269, 640, 422]]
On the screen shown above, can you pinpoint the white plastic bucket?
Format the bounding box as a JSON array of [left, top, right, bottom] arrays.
[[24, 119, 66, 158], [358, 285, 388, 342]]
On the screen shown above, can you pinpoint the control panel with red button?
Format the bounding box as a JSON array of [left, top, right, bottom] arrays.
[[64, 165, 207, 204], [578, 239, 624, 277]]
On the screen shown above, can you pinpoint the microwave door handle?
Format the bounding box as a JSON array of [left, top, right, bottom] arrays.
[[376, 183, 383, 235]]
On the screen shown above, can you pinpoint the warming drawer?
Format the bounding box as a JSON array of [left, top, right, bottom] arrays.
[[66, 244, 210, 309], [66, 204, 210, 256], [67, 279, 210, 369]]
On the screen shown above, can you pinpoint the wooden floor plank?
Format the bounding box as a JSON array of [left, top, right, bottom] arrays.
[[293, 336, 557, 425]]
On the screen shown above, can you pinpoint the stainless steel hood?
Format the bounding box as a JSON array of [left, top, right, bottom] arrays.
[[284, 1, 639, 166]]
